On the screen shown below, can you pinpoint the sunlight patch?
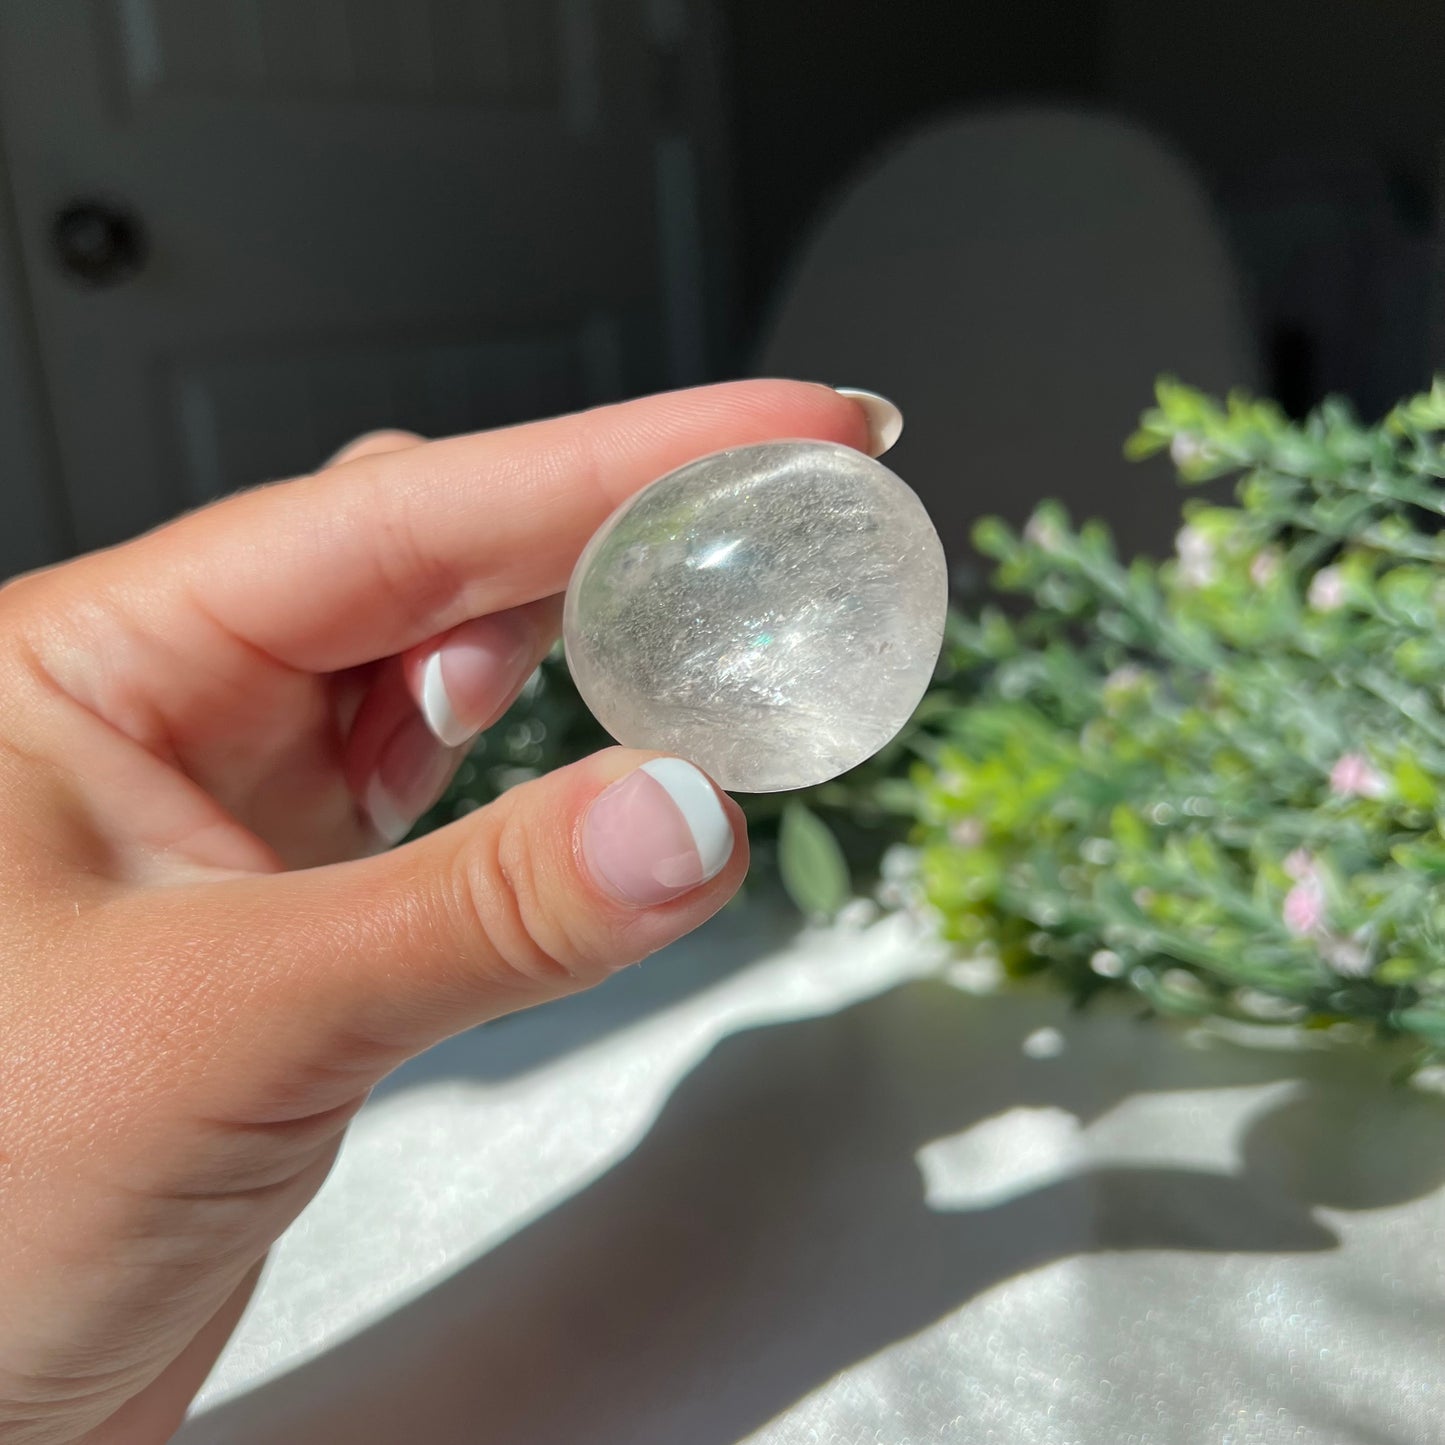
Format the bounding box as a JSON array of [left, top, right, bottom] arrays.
[[918, 1105, 1084, 1210]]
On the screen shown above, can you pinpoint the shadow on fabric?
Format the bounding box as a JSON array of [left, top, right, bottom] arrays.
[[184, 980, 1445, 1445]]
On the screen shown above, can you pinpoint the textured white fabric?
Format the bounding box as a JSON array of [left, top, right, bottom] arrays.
[[183, 907, 1445, 1444]]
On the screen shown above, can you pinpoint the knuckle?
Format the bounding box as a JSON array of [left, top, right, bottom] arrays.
[[367, 486, 458, 622], [451, 808, 604, 988], [0, 567, 50, 619]]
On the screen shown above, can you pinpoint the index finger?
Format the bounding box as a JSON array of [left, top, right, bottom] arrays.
[[129, 381, 876, 671]]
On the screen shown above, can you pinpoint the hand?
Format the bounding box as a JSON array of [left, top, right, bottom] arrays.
[[0, 381, 879, 1444]]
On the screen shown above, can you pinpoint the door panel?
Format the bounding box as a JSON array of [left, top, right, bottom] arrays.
[[111, 0, 565, 109], [168, 316, 623, 501], [0, 0, 723, 551]]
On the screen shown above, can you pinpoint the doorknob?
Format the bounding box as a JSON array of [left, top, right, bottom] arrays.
[[51, 200, 148, 287]]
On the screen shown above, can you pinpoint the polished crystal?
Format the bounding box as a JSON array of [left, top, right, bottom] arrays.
[[563, 439, 948, 793]]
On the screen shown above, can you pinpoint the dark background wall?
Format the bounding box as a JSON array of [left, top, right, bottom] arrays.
[[1, 0, 1440, 576], [723, 0, 1445, 415]]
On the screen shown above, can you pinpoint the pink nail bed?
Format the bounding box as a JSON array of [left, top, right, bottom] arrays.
[[366, 714, 460, 845], [582, 758, 733, 907], [419, 614, 535, 748]]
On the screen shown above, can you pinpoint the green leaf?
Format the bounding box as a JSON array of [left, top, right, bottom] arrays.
[[778, 803, 851, 919], [971, 515, 1013, 558], [1377, 956, 1420, 985], [1393, 377, 1445, 431], [1394, 752, 1437, 810], [1123, 428, 1165, 461], [1397, 1006, 1445, 1046]]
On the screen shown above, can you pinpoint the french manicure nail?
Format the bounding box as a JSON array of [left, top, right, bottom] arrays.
[[582, 758, 734, 907], [364, 777, 415, 846], [418, 614, 536, 748], [835, 387, 905, 457], [365, 715, 461, 845]]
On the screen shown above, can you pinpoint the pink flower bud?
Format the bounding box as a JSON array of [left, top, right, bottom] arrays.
[[1308, 566, 1347, 612], [1329, 752, 1385, 799], [1173, 525, 1217, 586], [1024, 514, 1062, 552], [1283, 848, 1317, 881], [1249, 549, 1281, 587], [1283, 877, 1325, 936], [1319, 934, 1372, 977], [1170, 433, 1211, 468]]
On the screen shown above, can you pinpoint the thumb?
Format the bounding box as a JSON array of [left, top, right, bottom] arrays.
[[133, 749, 746, 1118]]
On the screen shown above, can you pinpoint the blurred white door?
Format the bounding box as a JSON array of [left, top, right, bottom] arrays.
[[0, 0, 729, 554]]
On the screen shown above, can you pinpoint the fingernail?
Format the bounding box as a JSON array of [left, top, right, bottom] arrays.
[[582, 758, 734, 907], [418, 615, 536, 748], [834, 387, 904, 457], [365, 715, 461, 845]]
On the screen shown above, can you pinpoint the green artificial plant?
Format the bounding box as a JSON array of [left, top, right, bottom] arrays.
[[427, 378, 1445, 1067]]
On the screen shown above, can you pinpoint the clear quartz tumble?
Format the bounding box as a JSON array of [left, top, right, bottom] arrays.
[[563, 438, 948, 792]]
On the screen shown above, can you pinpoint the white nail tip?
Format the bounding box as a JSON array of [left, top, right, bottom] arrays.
[[640, 758, 734, 881], [364, 778, 413, 846], [419, 651, 472, 748], [835, 387, 905, 456]]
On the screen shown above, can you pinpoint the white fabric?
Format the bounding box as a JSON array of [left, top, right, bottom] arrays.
[[183, 907, 1445, 1444]]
